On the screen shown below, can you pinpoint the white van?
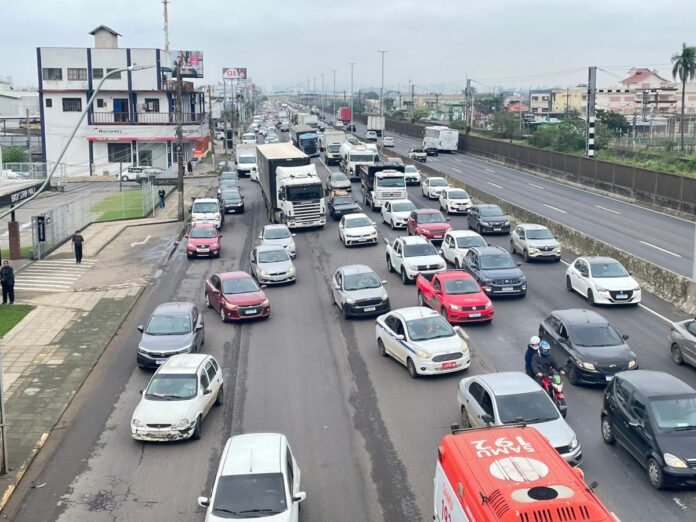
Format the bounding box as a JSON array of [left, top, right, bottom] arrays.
[[190, 198, 223, 229]]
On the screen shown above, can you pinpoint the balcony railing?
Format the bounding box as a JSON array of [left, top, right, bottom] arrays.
[[92, 112, 206, 125]]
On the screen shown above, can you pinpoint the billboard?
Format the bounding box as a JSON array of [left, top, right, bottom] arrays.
[[222, 67, 247, 80], [171, 51, 204, 78]]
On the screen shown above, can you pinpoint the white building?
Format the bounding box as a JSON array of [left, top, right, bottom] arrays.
[[37, 25, 209, 177]]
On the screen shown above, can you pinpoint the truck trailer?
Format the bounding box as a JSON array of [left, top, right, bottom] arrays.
[[290, 124, 320, 157]]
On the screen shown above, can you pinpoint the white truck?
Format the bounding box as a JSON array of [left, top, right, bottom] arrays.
[[321, 130, 347, 165], [359, 163, 407, 211], [422, 125, 459, 152], [384, 236, 446, 285], [235, 144, 258, 180], [299, 113, 319, 129], [339, 142, 380, 181], [367, 115, 386, 137]]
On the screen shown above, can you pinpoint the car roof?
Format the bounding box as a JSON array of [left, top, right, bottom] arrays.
[[618, 370, 696, 397], [152, 301, 194, 314], [344, 212, 369, 220], [400, 236, 430, 245], [447, 230, 481, 238], [475, 246, 508, 255], [428, 176, 446, 181], [263, 224, 290, 231], [475, 204, 502, 210], [580, 256, 621, 264], [158, 353, 211, 374], [387, 198, 413, 205], [437, 270, 475, 281], [192, 198, 218, 204], [218, 271, 254, 281], [256, 244, 287, 252], [191, 222, 216, 229], [339, 264, 377, 275], [551, 308, 608, 325], [473, 372, 541, 396], [445, 187, 467, 192], [392, 306, 440, 321], [415, 208, 441, 214], [221, 433, 286, 476], [518, 223, 548, 230]]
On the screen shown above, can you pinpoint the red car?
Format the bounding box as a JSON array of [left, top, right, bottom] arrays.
[[204, 271, 270, 322], [416, 271, 493, 323], [407, 208, 451, 242], [186, 223, 222, 258]]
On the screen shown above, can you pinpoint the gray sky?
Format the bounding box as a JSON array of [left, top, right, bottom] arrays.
[[2, 0, 696, 93]]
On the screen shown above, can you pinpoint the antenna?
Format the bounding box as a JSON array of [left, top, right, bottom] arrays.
[[162, 0, 170, 52]]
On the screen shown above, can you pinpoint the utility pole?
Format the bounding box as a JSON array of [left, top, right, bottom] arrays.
[[466, 78, 473, 132], [162, 0, 170, 52], [175, 61, 185, 221], [223, 79, 228, 155], [349, 62, 355, 132], [321, 73, 325, 112], [411, 82, 415, 123], [208, 85, 215, 168], [586, 66, 597, 158], [25, 108, 31, 159], [378, 50, 388, 118], [332, 69, 337, 120]]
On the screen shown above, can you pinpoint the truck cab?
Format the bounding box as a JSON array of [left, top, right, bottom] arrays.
[[340, 143, 380, 181], [276, 165, 326, 228], [359, 164, 407, 211]]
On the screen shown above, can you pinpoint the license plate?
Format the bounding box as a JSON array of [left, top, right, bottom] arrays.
[[606, 375, 614, 382], [493, 228, 502, 231], [501, 287, 514, 292], [156, 359, 165, 365], [364, 306, 376, 312], [442, 361, 457, 369], [244, 309, 257, 315], [616, 294, 628, 300], [433, 235, 442, 239], [469, 312, 482, 318]]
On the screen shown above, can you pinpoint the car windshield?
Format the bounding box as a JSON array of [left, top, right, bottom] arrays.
[[334, 197, 355, 206], [146, 314, 191, 335], [404, 166, 418, 173], [456, 236, 487, 249], [570, 324, 623, 347], [392, 202, 416, 212], [212, 473, 287, 518], [406, 316, 454, 341], [417, 213, 445, 224], [258, 249, 290, 263], [350, 154, 377, 162], [332, 173, 348, 182], [145, 374, 197, 401], [221, 191, 241, 201], [220, 172, 238, 180], [344, 272, 382, 291], [590, 261, 629, 278], [264, 227, 291, 239], [378, 177, 405, 187], [238, 156, 256, 164], [479, 207, 504, 217], [192, 202, 219, 214], [497, 391, 560, 424], [480, 253, 516, 269], [448, 190, 469, 200], [526, 228, 554, 240], [328, 144, 341, 152], [242, 134, 255, 140], [443, 278, 480, 294], [222, 278, 260, 294], [345, 217, 372, 228], [649, 395, 696, 431], [430, 178, 448, 187], [190, 228, 217, 239], [220, 180, 239, 188], [404, 243, 438, 257]]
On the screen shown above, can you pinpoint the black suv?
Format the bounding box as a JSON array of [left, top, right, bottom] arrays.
[[462, 246, 526, 297], [601, 370, 696, 489], [467, 204, 510, 234]]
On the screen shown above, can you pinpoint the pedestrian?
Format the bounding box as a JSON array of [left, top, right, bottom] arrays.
[[1, 260, 15, 305], [187, 160, 193, 175], [158, 188, 166, 208], [72, 230, 85, 264]]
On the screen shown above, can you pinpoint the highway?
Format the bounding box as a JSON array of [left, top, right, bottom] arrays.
[[351, 119, 696, 278], [4, 139, 696, 522]]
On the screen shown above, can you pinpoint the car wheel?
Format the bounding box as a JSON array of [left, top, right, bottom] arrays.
[[214, 385, 224, 406], [417, 291, 425, 307], [377, 338, 387, 357], [220, 307, 227, 323], [601, 416, 616, 444], [343, 306, 350, 319], [440, 306, 450, 323], [455, 258, 462, 269], [205, 293, 211, 309], [523, 249, 530, 262], [390, 218, 395, 230], [647, 459, 665, 490], [671, 344, 684, 365], [566, 276, 573, 292], [510, 241, 516, 255], [407, 358, 418, 379], [386, 256, 394, 273], [587, 289, 596, 306], [460, 405, 470, 428], [191, 415, 202, 440], [401, 269, 410, 285], [567, 364, 579, 385]]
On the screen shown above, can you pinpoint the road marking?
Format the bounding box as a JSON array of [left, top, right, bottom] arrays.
[[529, 183, 545, 190], [487, 182, 503, 189], [153, 269, 163, 279], [14, 259, 95, 292], [595, 205, 621, 215], [672, 497, 688, 512], [639, 240, 682, 257], [454, 158, 463, 163], [452, 167, 463, 173], [130, 235, 152, 247], [543, 204, 567, 213], [485, 168, 495, 173]]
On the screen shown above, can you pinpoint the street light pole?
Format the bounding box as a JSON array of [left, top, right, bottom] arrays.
[[349, 62, 355, 133], [332, 69, 337, 121], [378, 50, 388, 119]]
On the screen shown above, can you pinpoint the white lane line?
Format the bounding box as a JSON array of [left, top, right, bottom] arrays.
[[529, 183, 545, 190], [452, 167, 463, 173], [543, 204, 567, 214], [485, 168, 495, 173], [595, 205, 621, 215], [639, 240, 682, 258], [487, 182, 503, 189], [454, 158, 463, 163]]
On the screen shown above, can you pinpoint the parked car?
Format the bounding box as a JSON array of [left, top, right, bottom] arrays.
[[331, 264, 390, 318], [131, 354, 223, 442], [510, 223, 561, 262], [259, 224, 296, 258], [462, 246, 527, 297], [326, 172, 352, 192], [186, 223, 222, 259], [136, 302, 205, 369], [197, 433, 306, 520], [219, 189, 244, 214], [440, 230, 487, 268], [416, 271, 493, 323], [385, 236, 446, 284], [375, 307, 471, 378], [439, 188, 473, 215], [249, 245, 296, 284], [205, 271, 270, 322], [338, 213, 378, 247], [421, 177, 449, 199], [407, 208, 451, 243], [566, 256, 641, 305], [670, 318, 696, 368], [601, 370, 696, 489], [381, 199, 416, 229], [538, 308, 637, 386], [457, 372, 581, 466], [328, 193, 361, 220], [382, 136, 395, 147], [467, 204, 510, 234], [403, 165, 422, 185]]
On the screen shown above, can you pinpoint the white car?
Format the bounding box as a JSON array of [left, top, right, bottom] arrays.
[[403, 165, 422, 185], [421, 177, 449, 199], [510, 223, 562, 262], [440, 230, 488, 268], [259, 224, 297, 258], [382, 136, 395, 147], [439, 187, 473, 214], [566, 256, 641, 305], [385, 236, 446, 284], [131, 354, 223, 442], [381, 199, 416, 229], [191, 198, 223, 229], [241, 132, 256, 144], [365, 130, 378, 142], [198, 433, 306, 522], [376, 307, 471, 378], [339, 213, 378, 247]]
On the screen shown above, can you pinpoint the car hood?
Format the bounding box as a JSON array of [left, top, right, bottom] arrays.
[[445, 292, 489, 307], [262, 238, 294, 249], [526, 417, 577, 449], [334, 203, 360, 211], [192, 212, 219, 220], [447, 198, 472, 204], [572, 343, 636, 363], [331, 180, 351, 187], [224, 290, 267, 306], [188, 237, 218, 247], [480, 267, 524, 280], [132, 397, 197, 425], [417, 223, 450, 233], [655, 430, 696, 459], [409, 335, 466, 355], [139, 332, 195, 352], [527, 238, 558, 248], [479, 215, 507, 222], [404, 254, 444, 265], [258, 260, 294, 272], [344, 287, 385, 300], [206, 511, 292, 522], [344, 225, 376, 236], [591, 276, 639, 291], [222, 198, 242, 205], [392, 211, 412, 220]]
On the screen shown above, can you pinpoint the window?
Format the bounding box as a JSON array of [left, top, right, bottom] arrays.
[[545, 315, 561, 335], [106, 68, 122, 79], [469, 382, 494, 417], [107, 143, 131, 163], [45, 98, 52, 108], [433, 279, 441, 292], [67, 68, 87, 81], [96, 99, 105, 108], [199, 370, 210, 391], [62, 98, 82, 112], [144, 98, 160, 112], [686, 320, 696, 336], [92, 68, 104, 79], [286, 449, 295, 493], [205, 361, 216, 383], [42, 68, 62, 80], [384, 315, 399, 332], [630, 396, 648, 423]]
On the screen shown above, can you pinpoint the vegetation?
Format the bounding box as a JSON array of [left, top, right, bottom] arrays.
[[91, 189, 152, 222], [1, 246, 33, 259], [2, 147, 28, 163], [671, 43, 696, 152], [0, 304, 34, 338]]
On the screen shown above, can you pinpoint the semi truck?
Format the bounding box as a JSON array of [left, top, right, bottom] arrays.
[[339, 142, 380, 181], [235, 144, 258, 179], [257, 143, 326, 229], [359, 163, 407, 210], [336, 107, 352, 124], [290, 124, 320, 157], [367, 115, 386, 137], [321, 130, 347, 164]]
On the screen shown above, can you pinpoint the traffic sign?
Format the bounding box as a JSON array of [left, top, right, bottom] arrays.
[[37, 216, 46, 242]]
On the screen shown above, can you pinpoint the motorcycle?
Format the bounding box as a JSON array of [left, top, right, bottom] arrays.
[[540, 373, 567, 418]]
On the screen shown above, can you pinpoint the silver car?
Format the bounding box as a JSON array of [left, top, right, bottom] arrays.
[[457, 371, 582, 466], [331, 264, 390, 319], [249, 245, 296, 284], [510, 223, 561, 262], [670, 318, 696, 368], [259, 224, 297, 258]]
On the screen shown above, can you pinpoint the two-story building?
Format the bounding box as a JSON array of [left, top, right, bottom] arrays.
[[37, 25, 208, 177], [528, 89, 553, 115]]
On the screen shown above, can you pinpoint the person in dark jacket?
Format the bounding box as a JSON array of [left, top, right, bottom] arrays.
[[524, 335, 541, 376], [1, 259, 15, 304], [187, 160, 193, 175], [531, 341, 564, 385], [72, 230, 85, 264], [158, 188, 166, 208]]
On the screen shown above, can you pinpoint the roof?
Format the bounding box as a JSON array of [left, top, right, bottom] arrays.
[[256, 244, 287, 252], [518, 223, 549, 230], [221, 433, 286, 476], [447, 230, 481, 238], [437, 270, 475, 281], [191, 222, 216, 229], [153, 302, 194, 315], [444, 187, 467, 193], [552, 308, 607, 325], [394, 306, 439, 320], [476, 246, 508, 255], [344, 212, 369, 220], [474, 372, 540, 396], [339, 264, 377, 275], [617, 370, 696, 397], [159, 353, 210, 374], [257, 142, 307, 160], [475, 203, 502, 209], [263, 224, 290, 231], [427, 176, 447, 181], [192, 197, 218, 204], [415, 208, 441, 214], [218, 271, 254, 281], [386, 198, 412, 204], [88, 25, 121, 36], [400, 236, 430, 245], [582, 256, 621, 264], [620, 67, 667, 85]]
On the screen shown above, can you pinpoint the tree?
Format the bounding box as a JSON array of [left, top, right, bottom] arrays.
[[596, 109, 630, 137], [383, 97, 395, 110], [554, 120, 586, 152], [363, 91, 379, 100], [528, 125, 557, 148], [491, 111, 521, 139], [671, 42, 696, 152], [1, 146, 28, 163]]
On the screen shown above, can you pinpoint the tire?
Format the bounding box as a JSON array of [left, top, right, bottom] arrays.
[[214, 385, 224, 406], [523, 249, 530, 262], [205, 293, 211, 309], [601, 416, 616, 444], [460, 405, 470, 428], [440, 306, 450, 323], [567, 364, 579, 386], [455, 258, 462, 269], [671, 344, 684, 365], [417, 292, 425, 307], [510, 241, 516, 255], [377, 338, 387, 357], [390, 218, 395, 230], [220, 307, 227, 323], [647, 459, 665, 490], [191, 415, 202, 440], [386, 256, 394, 273], [556, 397, 567, 418], [587, 290, 596, 306], [401, 269, 410, 285], [566, 276, 573, 292], [342, 306, 350, 319], [407, 358, 418, 379]]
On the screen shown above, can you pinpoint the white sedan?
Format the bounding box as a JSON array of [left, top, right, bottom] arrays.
[[440, 230, 488, 268], [439, 187, 473, 214], [421, 177, 449, 199], [566, 256, 641, 305], [338, 213, 378, 247], [382, 136, 395, 147], [381, 199, 416, 229], [375, 307, 471, 378]]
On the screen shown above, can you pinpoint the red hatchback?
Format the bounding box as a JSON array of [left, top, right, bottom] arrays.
[[186, 223, 222, 258], [204, 271, 270, 322], [407, 209, 451, 242], [416, 271, 493, 323]]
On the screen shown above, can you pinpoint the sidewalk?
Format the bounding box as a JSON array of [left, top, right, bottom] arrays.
[[0, 178, 213, 509]]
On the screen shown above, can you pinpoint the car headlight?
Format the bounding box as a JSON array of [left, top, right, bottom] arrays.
[[381, 293, 389, 302], [260, 298, 269, 307], [415, 349, 432, 360], [449, 304, 463, 311], [480, 221, 490, 226], [664, 453, 688, 468], [407, 262, 418, 270], [595, 285, 608, 292], [504, 221, 510, 225], [172, 418, 191, 430], [628, 359, 637, 369], [484, 301, 493, 309], [632, 287, 641, 292], [528, 247, 539, 253], [578, 360, 596, 371], [519, 275, 527, 282], [570, 436, 579, 450], [346, 297, 356, 305], [212, 243, 220, 249], [260, 270, 270, 277], [225, 301, 238, 310], [553, 246, 562, 251], [289, 265, 296, 274], [131, 418, 144, 428], [288, 242, 296, 251]]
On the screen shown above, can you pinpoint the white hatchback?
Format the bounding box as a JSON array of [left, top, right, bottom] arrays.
[[421, 177, 449, 199], [339, 213, 378, 246], [566, 256, 641, 305], [381, 199, 416, 229], [439, 187, 473, 214], [440, 230, 488, 268]]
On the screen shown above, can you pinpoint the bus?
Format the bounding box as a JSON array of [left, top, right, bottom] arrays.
[[422, 125, 459, 153], [434, 425, 619, 522]]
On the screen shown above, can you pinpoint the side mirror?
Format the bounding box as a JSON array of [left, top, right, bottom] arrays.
[[438, 250, 444, 256], [395, 334, 405, 340], [293, 491, 307, 503], [381, 280, 388, 285], [446, 218, 451, 222], [481, 414, 494, 425], [292, 233, 297, 237], [218, 234, 223, 238], [139, 389, 144, 395], [333, 283, 340, 290], [454, 325, 470, 341], [258, 234, 262, 240], [137, 325, 144, 333], [185, 235, 189, 239], [622, 334, 630, 340], [261, 284, 268, 289], [516, 262, 522, 267], [203, 388, 212, 395], [195, 324, 204, 331], [197, 496, 210, 508]]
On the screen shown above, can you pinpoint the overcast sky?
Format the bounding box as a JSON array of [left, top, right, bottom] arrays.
[[2, 0, 696, 93]]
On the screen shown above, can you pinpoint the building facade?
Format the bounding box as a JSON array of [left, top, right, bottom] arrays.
[[37, 26, 208, 177], [529, 89, 553, 114]]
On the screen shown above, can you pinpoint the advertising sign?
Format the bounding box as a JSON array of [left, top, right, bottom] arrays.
[[222, 67, 247, 80], [37, 216, 46, 242], [171, 51, 204, 78]]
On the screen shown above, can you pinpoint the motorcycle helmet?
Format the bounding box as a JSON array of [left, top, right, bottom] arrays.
[[529, 335, 541, 348], [540, 340, 551, 355]]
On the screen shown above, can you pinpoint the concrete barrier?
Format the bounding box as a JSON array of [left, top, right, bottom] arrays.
[[386, 149, 696, 315]]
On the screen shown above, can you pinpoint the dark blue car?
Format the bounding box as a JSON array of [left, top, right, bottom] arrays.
[[462, 246, 527, 297]]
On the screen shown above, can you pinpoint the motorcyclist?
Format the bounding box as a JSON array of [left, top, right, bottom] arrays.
[[531, 341, 565, 386], [524, 336, 541, 376]]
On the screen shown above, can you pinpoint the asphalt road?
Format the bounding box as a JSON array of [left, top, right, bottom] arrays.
[[350, 119, 696, 277], [5, 149, 696, 522]]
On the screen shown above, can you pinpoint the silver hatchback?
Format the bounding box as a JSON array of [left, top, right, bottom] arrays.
[[249, 245, 296, 285], [331, 264, 390, 319], [670, 318, 696, 368]]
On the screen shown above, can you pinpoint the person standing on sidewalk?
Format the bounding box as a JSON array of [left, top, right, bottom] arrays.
[[72, 230, 85, 264], [158, 188, 166, 208], [1, 260, 15, 304], [187, 160, 193, 175]]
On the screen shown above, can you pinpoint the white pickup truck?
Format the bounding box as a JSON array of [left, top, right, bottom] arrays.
[[384, 236, 446, 285]]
